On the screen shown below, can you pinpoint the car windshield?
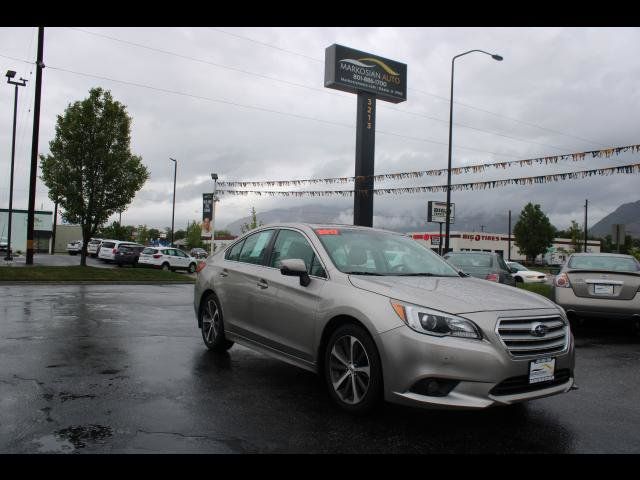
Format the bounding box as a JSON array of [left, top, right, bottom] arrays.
[[568, 255, 640, 272], [508, 262, 527, 271], [314, 228, 460, 276], [445, 253, 492, 268]]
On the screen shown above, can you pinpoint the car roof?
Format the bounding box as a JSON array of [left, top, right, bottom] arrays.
[[569, 252, 634, 258], [445, 251, 494, 255], [237, 223, 412, 237]]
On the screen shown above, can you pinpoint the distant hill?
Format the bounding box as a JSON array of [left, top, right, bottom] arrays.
[[222, 204, 515, 236], [589, 199, 640, 239]]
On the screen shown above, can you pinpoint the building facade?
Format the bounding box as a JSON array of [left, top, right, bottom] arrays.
[[0, 209, 53, 254], [410, 230, 601, 264]]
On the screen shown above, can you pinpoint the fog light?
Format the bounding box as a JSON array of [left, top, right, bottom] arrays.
[[410, 378, 459, 397]]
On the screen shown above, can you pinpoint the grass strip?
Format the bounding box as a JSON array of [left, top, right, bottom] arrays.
[[0, 266, 194, 283], [517, 282, 552, 299]]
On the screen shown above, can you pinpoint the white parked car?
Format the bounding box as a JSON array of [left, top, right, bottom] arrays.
[[87, 238, 103, 257], [98, 240, 143, 263], [506, 261, 547, 283], [138, 247, 198, 273], [66, 240, 83, 255]]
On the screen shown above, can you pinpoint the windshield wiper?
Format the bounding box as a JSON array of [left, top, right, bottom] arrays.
[[345, 271, 386, 276]]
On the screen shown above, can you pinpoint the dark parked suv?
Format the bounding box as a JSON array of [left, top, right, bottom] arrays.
[[114, 244, 145, 267], [444, 251, 516, 286]]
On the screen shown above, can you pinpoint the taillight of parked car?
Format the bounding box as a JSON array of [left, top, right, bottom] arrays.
[[195, 261, 207, 273], [153, 254, 162, 259], [112, 248, 117, 254], [554, 273, 571, 288], [485, 273, 499, 282]]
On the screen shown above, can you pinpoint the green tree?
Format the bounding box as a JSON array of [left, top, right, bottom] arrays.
[[173, 229, 187, 241], [567, 220, 583, 253], [186, 220, 204, 250], [240, 207, 264, 234], [513, 203, 556, 262], [40, 87, 149, 265], [148, 228, 161, 242], [98, 221, 129, 241], [135, 225, 150, 245]]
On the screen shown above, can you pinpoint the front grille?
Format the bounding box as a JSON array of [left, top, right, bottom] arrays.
[[496, 315, 569, 357], [490, 369, 572, 396]]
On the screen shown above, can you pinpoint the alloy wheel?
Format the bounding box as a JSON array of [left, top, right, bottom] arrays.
[[329, 335, 371, 405], [202, 298, 221, 345]]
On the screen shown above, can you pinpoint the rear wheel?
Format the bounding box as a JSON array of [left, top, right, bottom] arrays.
[[324, 324, 383, 415], [161, 262, 170, 271], [200, 293, 234, 352]]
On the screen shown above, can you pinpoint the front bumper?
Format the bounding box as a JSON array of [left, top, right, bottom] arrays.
[[377, 310, 575, 410]]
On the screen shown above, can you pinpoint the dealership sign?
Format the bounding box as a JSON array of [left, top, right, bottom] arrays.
[[427, 201, 454, 224], [324, 44, 407, 104]]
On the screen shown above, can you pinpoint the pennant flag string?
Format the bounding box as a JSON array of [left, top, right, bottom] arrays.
[[216, 144, 640, 187], [216, 161, 640, 197]]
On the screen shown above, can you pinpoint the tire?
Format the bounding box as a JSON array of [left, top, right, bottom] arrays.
[[324, 323, 383, 415], [188, 263, 196, 273], [161, 262, 170, 271], [199, 292, 234, 352], [515, 276, 523, 283], [631, 318, 640, 338]]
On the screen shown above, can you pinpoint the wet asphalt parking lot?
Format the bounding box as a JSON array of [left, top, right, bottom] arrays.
[[1, 283, 639, 454]]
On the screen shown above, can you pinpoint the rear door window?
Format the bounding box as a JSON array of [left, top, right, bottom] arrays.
[[226, 241, 244, 261]]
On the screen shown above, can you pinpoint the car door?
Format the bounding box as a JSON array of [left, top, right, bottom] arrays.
[[245, 228, 327, 363], [217, 230, 276, 338], [173, 249, 189, 269]]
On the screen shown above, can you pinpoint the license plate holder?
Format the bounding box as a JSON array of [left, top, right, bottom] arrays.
[[594, 284, 614, 295], [529, 357, 555, 384]]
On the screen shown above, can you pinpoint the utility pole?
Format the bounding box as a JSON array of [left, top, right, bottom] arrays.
[[4, 70, 28, 261], [26, 27, 44, 265], [508, 210, 512, 261], [170, 158, 177, 246], [480, 225, 485, 233], [584, 199, 588, 252]]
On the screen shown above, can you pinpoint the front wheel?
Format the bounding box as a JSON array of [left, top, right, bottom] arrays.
[[324, 324, 383, 415], [200, 293, 234, 352], [188, 263, 196, 273]]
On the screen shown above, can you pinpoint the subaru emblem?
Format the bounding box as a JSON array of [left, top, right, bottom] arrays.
[[531, 323, 548, 337]]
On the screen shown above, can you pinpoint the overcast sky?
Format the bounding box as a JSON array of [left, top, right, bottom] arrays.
[[1, 27, 639, 233]]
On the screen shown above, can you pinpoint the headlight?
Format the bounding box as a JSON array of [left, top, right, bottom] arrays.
[[390, 300, 482, 339]]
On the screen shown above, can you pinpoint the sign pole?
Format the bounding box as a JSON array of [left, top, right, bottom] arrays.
[[438, 222, 443, 256], [354, 92, 376, 227]]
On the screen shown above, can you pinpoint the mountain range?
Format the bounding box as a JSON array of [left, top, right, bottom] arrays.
[[223, 200, 640, 239]]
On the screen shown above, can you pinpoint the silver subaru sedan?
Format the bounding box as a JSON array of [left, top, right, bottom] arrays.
[[194, 224, 575, 413]]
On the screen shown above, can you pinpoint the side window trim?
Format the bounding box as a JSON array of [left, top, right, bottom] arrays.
[[237, 229, 276, 266]]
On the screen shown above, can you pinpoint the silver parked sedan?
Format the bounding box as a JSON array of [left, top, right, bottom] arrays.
[[194, 224, 575, 413]]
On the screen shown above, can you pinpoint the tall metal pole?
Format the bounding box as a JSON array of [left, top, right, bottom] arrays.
[[438, 223, 443, 256], [584, 199, 588, 252], [170, 158, 177, 246], [444, 58, 455, 254], [5, 75, 27, 260], [211, 176, 218, 256], [445, 49, 503, 254], [508, 210, 512, 261], [50, 200, 58, 255], [26, 27, 44, 264]]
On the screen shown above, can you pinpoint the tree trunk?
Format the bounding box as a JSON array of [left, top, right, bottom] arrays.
[[80, 225, 90, 267]]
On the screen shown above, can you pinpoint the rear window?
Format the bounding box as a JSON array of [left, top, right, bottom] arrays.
[[445, 253, 492, 268], [102, 242, 115, 248], [90, 239, 101, 245], [568, 255, 640, 272], [142, 248, 157, 255]]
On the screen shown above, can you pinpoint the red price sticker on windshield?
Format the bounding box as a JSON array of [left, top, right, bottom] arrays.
[[316, 229, 340, 235]]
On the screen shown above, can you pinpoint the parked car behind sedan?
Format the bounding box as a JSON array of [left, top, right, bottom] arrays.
[[66, 240, 83, 255], [506, 261, 547, 284], [87, 238, 103, 257], [190, 248, 209, 259], [114, 244, 145, 267], [194, 224, 574, 414], [444, 251, 516, 286], [98, 240, 144, 263], [553, 253, 640, 333], [138, 247, 198, 273]]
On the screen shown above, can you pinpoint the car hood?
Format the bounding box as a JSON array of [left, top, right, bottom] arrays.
[[348, 275, 556, 314]]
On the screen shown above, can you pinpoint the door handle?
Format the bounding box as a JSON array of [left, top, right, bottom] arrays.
[[257, 279, 268, 289]]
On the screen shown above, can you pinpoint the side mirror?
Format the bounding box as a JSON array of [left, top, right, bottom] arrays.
[[280, 258, 311, 287]]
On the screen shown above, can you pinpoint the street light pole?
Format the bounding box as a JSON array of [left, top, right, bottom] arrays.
[[5, 70, 28, 261], [211, 173, 218, 256], [169, 157, 177, 246], [445, 49, 503, 254]]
